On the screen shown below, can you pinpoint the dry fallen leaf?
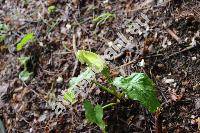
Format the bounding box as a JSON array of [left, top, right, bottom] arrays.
[[170, 89, 182, 102], [0, 83, 8, 94], [0, 83, 9, 108]]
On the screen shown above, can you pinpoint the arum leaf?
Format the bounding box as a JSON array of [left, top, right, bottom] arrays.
[[19, 70, 33, 81], [68, 68, 95, 88], [16, 33, 35, 51], [48, 5, 56, 13], [0, 35, 6, 42], [76, 50, 106, 72], [0, 23, 9, 42], [64, 68, 95, 103], [83, 100, 106, 131], [113, 73, 160, 112], [18, 56, 30, 66], [63, 90, 76, 104], [93, 12, 115, 26], [0, 119, 6, 133]]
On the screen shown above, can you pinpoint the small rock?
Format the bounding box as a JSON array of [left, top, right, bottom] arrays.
[[60, 27, 67, 34], [195, 98, 200, 110], [66, 24, 71, 30], [162, 78, 175, 84], [193, 83, 200, 90], [138, 59, 145, 67], [158, 63, 164, 68], [47, 0, 57, 5], [38, 114, 47, 122], [56, 76, 63, 84], [107, 41, 113, 47], [192, 56, 197, 61], [191, 115, 196, 119]]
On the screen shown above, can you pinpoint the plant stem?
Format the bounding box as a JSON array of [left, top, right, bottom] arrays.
[[101, 67, 118, 95], [92, 80, 115, 95], [92, 80, 121, 99], [102, 103, 117, 109]]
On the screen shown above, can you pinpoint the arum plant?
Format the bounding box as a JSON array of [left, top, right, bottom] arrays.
[[16, 33, 35, 51], [0, 23, 9, 42], [18, 56, 33, 81], [63, 50, 160, 132]]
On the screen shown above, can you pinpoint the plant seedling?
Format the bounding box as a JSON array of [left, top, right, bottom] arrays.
[[0, 23, 9, 42], [62, 50, 160, 132], [18, 56, 33, 81], [84, 100, 106, 132], [93, 12, 116, 26], [48, 6, 56, 14], [16, 33, 35, 51]]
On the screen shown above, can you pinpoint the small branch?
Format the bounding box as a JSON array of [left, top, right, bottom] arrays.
[[92, 80, 115, 95], [92, 80, 121, 99], [166, 28, 182, 43], [155, 109, 162, 133], [163, 43, 199, 60], [102, 103, 117, 109], [72, 34, 78, 77]]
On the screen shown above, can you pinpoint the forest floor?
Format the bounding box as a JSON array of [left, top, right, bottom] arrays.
[[0, 0, 199, 132]]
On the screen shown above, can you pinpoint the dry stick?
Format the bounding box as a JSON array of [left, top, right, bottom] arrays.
[[155, 109, 162, 133], [72, 34, 79, 77], [117, 55, 140, 68], [163, 44, 198, 60], [22, 82, 47, 102], [166, 28, 182, 43]]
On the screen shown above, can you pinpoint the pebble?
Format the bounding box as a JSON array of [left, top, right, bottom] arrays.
[[162, 78, 175, 84], [195, 98, 200, 110], [192, 56, 197, 61], [56, 76, 63, 83]]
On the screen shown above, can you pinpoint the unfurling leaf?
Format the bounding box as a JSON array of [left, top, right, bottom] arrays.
[[113, 73, 160, 112], [16, 33, 35, 51], [83, 100, 106, 131], [64, 68, 95, 104], [0, 23, 9, 43], [93, 12, 115, 26], [76, 50, 106, 72], [19, 70, 33, 81], [68, 68, 95, 88], [18, 56, 30, 66], [63, 89, 76, 104]]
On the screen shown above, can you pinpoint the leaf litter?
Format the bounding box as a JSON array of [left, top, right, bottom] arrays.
[[0, 0, 199, 132]]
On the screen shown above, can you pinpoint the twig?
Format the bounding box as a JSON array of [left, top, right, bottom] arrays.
[[102, 103, 117, 109], [163, 43, 199, 60], [117, 55, 140, 68], [145, 54, 163, 58], [22, 82, 47, 102], [155, 109, 162, 133], [166, 28, 182, 43], [72, 34, 78, 77]]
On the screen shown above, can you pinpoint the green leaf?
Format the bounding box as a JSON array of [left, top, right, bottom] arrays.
[[0, 23, 8, 33], [101, 67, 112, 83], [19, 70, 33, 81], [63, 89, 76, 104], [113, 73, 160, 112], [0, 119, 6, 133], [94, 105, 106, 130], [16, 33, 35, 51], [0, 23, 9, 42], [48, 6, 56, 13], [68, 68, 95, 90], [83, 100, 106, 131], [93, 12, 115, 26], [18, 56, 30, 66], [0, 35, 6, 42], [64, 68, 95, 103], [76, 50, 106, 72]]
